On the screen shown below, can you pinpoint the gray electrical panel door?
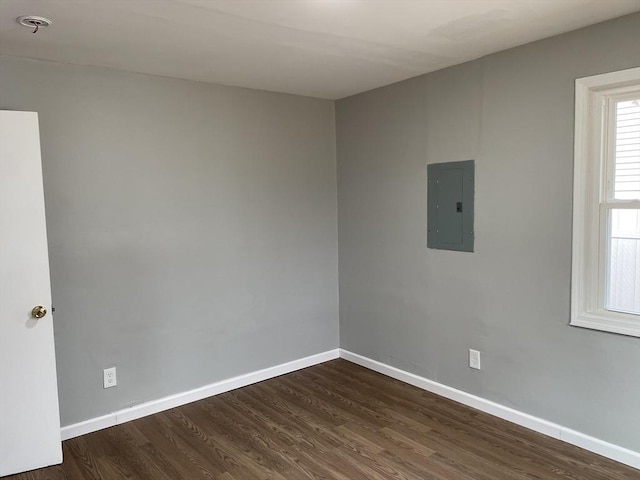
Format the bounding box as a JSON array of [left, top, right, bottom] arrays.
[[427, 160, 474, 252]]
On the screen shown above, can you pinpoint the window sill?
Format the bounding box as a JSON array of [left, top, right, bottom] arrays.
[[570, 311, 640, 337]]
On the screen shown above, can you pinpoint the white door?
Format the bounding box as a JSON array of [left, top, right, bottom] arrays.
[[0, 111, 62, 476]]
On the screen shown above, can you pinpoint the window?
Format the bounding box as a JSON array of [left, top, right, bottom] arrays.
[[572, 68, 640, 337]]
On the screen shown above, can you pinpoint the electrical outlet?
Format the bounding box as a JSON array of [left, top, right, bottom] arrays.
[[469, 349, 481, 370], [103, 367, 117, 388]]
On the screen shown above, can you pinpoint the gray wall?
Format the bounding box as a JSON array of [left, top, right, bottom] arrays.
[[0, 56, 339, 426], [336, 13, 640, 451]]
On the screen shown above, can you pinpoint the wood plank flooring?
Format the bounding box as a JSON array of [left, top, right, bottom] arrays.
[[8, 359, 638, 480]]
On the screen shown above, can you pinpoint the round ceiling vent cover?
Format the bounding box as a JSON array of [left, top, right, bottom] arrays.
[[17, 15, 53, 32]]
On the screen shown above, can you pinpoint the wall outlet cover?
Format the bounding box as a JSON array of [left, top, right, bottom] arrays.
[[103, 367, 117, 389], [469, 349, 481, 370]]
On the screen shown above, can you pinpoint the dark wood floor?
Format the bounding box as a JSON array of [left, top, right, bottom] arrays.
[[9, 359, 638, 480]]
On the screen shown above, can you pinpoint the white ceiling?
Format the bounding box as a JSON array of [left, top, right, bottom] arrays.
[[0, 0, 638, 99]]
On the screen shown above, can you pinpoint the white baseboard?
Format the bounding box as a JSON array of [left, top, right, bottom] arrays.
[[60, 347, 638, 470], [60, 349, 340, 441], [339, 349, 640, 470]]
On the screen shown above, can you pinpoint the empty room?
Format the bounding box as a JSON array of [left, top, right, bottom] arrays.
[[1, 1, 639, 479]]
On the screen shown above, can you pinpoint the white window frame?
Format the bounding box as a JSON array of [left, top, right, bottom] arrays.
[[571, 67, 640, 337]]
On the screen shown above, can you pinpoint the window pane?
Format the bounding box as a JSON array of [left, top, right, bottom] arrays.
[[606, 208, 640, 315], [614, 99, 640, 200]]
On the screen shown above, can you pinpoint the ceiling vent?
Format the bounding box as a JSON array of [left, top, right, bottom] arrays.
[[17, 16, 52, 34]]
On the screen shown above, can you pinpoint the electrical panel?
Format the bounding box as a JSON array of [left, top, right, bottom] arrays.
[[427, 160, 474, 252]]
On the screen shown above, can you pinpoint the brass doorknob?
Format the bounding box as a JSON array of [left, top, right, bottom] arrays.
[[32, 306, 47, 319]]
